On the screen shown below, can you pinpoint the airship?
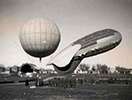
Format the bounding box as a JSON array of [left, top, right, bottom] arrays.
[[19, 18, 61, 62], [48, 29, 122, 75]]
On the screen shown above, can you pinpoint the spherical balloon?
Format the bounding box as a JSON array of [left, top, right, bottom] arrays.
[[19, 18, 61, 61]]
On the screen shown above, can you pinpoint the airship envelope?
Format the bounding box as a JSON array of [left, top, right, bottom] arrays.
[[48, 29, 122, 75]]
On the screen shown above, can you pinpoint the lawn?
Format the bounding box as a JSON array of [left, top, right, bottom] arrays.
[[0, 83, 132, 100]]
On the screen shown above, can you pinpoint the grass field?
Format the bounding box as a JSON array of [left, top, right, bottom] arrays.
[[0, 83, 132, 100]]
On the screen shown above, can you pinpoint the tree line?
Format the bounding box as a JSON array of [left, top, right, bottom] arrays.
[[76, 63, 132, 75]]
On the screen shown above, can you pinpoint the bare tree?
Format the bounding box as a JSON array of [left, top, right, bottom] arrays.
[[96, 64, 110, 74], [78, 63, 90, 73]]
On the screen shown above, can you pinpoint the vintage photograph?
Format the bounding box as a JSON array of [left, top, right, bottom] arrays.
[[0, 0, 132, 100]]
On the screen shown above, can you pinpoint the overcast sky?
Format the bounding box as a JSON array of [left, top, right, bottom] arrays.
[[0, 0, 132, 68]]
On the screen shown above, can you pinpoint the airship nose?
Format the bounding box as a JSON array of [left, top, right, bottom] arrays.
[[114, 30, 122, 43]]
